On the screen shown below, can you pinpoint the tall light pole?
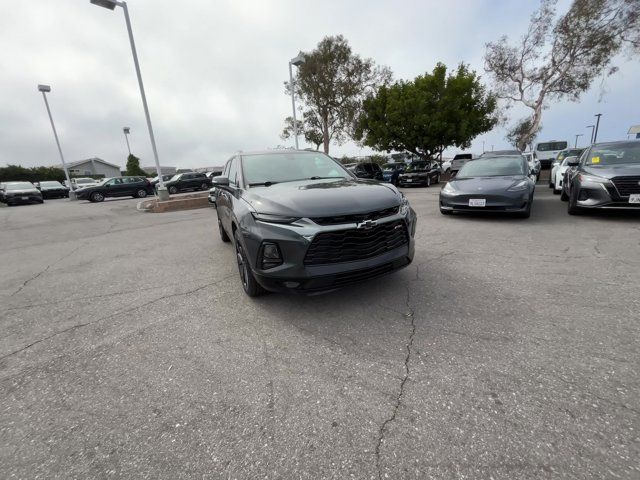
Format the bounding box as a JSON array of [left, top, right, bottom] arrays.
[[288, 52, 305, 150], [123, 127, 131, 156], [38, 84, 76, 200], [482, 140, 485, 152], [593, 113, 602, 143], [90, 0, 169, 200], [586, 125, 595, 144], [574, 133, 583, 148]]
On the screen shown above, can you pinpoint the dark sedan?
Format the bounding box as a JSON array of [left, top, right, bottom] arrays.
[[149, 174, 174, 187], [439, 155, 535, 218], [211, 150, 416, 296], [163, 172, 212, 194], [565, 141, 640, 215], [345, 162, 384, 181], [381, 162, 406, 185], [397, 160, 441, 187], [37, 180, 69, 199], [75, 176, 153, 202], [0, 182, 44, 205]]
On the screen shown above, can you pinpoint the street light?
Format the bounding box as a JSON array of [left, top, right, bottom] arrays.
[[123, 127, 131, 155], [90, 0, 169, 200], [574, 133, 583, 148], [586, 125, 595, 144], [38, 84, 76, 200], [593, 113, 602, 143], [288, 52, 305, 149]]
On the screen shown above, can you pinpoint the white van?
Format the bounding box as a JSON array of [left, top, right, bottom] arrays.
[[534, 141, 568, 168]]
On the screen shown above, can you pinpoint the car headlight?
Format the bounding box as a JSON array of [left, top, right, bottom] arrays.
[[578, 174, 610, 185], [252, 212, 301, 224], [442, 182, 456, 194], [507, 180, 529, 191]]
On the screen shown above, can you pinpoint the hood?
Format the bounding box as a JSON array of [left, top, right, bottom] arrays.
[[6, 188, 40, 195], [450, 175, 528, 193], [582, 163, 640, 179], [242, 178, 402, 217]]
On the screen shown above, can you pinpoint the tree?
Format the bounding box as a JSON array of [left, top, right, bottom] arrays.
[[506, 118, 542, 151], [280, 111, 324, 150], [285, 35, 391, 154], [355, 63, 498, 160], [125, 154, 147, 177], [485, 0, 639, 144], [0, 165, 66, 183]]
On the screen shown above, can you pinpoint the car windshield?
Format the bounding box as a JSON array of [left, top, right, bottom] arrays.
[[537, 142, 567, 152], [586, 142, 640, 166], [169, 174, 182, 181], [405, 162, 428, 172], [241, 152, 350, 185], [382, 163, 401, 172], [75, 178, 94, 184], [6, 182, 35, 190], [40, 181, 63, 187], [457, 157, 526, 177], [561, 158, 576, 166]]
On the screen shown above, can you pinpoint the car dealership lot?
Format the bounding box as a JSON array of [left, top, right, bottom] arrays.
[[1, 189, 639, 479]]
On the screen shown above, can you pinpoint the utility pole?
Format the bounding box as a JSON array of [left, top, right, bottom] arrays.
[[593, 114, 602, 143]]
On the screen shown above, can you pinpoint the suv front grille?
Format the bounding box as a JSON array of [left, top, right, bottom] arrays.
[[611, 176, 640, 196], [310, 206, 399, 226], [304, 220, 408, 265]]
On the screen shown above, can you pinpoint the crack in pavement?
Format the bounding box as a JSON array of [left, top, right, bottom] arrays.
[[375, 271, 417, 480]]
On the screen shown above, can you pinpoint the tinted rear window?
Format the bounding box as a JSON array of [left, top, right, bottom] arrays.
[[453, 154, 472, 160]]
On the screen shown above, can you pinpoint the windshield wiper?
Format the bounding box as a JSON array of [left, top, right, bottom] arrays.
[[307, 176, 342, 180], [248, 181, 278, 187]]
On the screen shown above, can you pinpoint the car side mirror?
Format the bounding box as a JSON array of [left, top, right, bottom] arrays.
[[566, 156, 579, 166], [212, 176, 230, 188]]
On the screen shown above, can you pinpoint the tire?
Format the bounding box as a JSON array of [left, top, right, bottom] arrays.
[[567, 189, 582, 215], [426, 176, 431, 187], [553, 188, 560, 195], [234, 229, 264, 297], [168, 186, 178, 195], [517, 204, 531, 218], [560, 188, 569, 201], [435, 174, 441, 184], [218, 219, 230, 243], [136, 189, 147, 198], [440, 207, 452, 215], [200, 183, 208, 191], [90, 192, 105, 203]]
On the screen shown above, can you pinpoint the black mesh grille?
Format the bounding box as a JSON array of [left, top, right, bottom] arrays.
[[304, 220, 408, 265], [611, 176, 640, 196], [310, 206, 399, 226]]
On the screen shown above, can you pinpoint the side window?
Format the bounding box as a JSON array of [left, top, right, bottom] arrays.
[[228, 158, 238, 186]]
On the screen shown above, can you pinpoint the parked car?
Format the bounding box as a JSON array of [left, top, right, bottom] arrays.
[[550, 148, 584, 188], [75, 176, 153, 202], [0, 181, 44, 205], [534, 140, 568, 168], [439, 155, 535, 218], [450, 153, 475, 173], [72, 177, 100, 190], [523, 151, 541, 180], [345, 162, 384, 181], [205, 170, 223, 179], [552, 156, 579, 195], [481, 150, 522, 157], [564, 140, 640, 215], [397, 160, 441, 187], [36, 180, 70, 199], [381, 162, 406, 185], [210, 150, 416, 296], [163, 172, 212, 194], [442, 158, 453, 175], [149, 174, 174, 187]]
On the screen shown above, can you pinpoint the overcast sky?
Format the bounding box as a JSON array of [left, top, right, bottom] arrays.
[[1, 0, 638, 170]]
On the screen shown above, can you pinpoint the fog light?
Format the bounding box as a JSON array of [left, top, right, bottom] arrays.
[[260, 242, 283, 269], [283, 281, 300, 288]]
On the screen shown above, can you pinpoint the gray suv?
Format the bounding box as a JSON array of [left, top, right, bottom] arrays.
[[210, 150, 417, 296]]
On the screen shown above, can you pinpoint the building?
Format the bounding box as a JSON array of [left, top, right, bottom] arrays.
[[142, 166, 176, 175], [628, 125, 640, 139], [194, 166, 225, 173], [58, 158, 121, 178]]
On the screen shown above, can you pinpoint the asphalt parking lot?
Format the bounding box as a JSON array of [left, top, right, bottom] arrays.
[[1, 185, 639, 479]]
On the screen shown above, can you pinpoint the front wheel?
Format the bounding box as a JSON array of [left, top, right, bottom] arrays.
[[218, 219, 230, 243], [426, 176, 431, 187], [234, 229, 264, 297], [201, 183, 208, 191], [90, 192, 105, 202], [440, 207, 452, 215], [567, 189, 582, 215], [560, 188, 569, 201], [435, 174, 441, 184], [136, 189, 148, 198], [168, 186, 178, 195]]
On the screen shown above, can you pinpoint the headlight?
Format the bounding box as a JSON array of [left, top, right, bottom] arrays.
[[252, 212, 301, 224], [578, 174, 610, 185], [399, 194, 410, 216], [507, 180, 529, 191], [442, 182, 456, 194]]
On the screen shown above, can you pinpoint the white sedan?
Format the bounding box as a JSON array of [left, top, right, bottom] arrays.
[[553, 158, 574, 194]]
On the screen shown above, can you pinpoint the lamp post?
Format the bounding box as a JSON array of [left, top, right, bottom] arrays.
[[123, 126, 131, 155], [38, 84, 75, 200], [593, 113, 602, 143], [90, 0, 169, 200], [288, 52, 305, 150], [586, 125, 595, 144], [574, 133, 583, 148]]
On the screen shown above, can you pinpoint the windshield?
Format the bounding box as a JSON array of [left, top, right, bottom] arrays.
[[405, 162, 429, 172], [75, 178, 94, 184], [241, 152, 350, 185], [537, 142, 567, 152], [40, 181, 63, 187], [586, 142, 640, 166], [6, 182, 35, 190], [457, 157, 526, 177]]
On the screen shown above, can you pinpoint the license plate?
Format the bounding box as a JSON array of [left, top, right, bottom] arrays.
[[22, 196, 29, 200], [469, 199, 486, 207], [630, 194, 640, 204], [405, 178, 413, 182]]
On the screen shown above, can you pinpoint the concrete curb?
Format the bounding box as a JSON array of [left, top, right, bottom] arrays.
[[136, 192, 212, 213]]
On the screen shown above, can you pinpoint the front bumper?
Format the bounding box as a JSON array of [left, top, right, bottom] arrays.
[[5, 194, 42, 205], [575, 183, 640, 210], [240, 210, 417, 293], [439, 191, 531, 213], [397, 175, 429, 187]]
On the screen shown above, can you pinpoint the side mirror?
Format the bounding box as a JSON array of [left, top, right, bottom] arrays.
[[212, 176, 230, 187], [565, 156, 579, 166]]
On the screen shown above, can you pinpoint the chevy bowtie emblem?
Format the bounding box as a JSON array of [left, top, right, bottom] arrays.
[[357, 219, 377, 230]]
